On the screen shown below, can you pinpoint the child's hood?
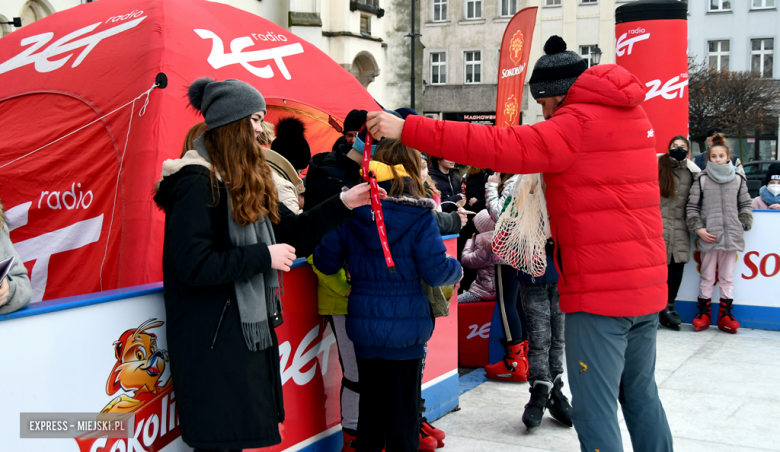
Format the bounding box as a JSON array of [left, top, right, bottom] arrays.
[[351, 196, 437, 250]]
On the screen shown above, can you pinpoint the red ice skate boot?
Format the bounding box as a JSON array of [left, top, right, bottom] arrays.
[[419, 430, 438, 451], [342, 429, 357, 452], [692, 298, 711, 332], [717, 298, 740, 334], [484, 339, 529, 382], [420, 417, 445, 448]]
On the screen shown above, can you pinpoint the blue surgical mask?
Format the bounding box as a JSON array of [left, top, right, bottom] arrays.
[[353, 135, 377, 156]]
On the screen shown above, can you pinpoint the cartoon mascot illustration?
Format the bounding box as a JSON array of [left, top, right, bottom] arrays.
[[102, 319, 170, 413]]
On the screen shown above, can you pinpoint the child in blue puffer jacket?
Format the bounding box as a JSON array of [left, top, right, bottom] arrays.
[[314, 139, 462, 452]]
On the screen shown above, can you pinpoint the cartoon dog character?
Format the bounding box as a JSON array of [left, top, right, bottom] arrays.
[[102, 319, 170, 413]]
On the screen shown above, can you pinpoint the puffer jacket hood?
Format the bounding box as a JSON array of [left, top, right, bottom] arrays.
[[154, 150, 213, 211], [313, 183, 462, 360], [562, 64, 647, 109]]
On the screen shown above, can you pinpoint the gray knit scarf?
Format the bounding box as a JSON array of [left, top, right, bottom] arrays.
[[194, 137, 282, 351], [707, 161, 736, 184]]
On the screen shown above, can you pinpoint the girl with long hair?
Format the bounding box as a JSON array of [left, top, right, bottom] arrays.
[[657, 135, 700, 330], [153, 77, 378, 451], [314, 139, 461, 452], [686, 133, 753, 334]]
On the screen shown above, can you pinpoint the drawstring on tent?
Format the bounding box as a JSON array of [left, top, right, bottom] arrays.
[[99, 81, 158, 291], [0, 82, 158, 171], [360, 124, 396, 274]]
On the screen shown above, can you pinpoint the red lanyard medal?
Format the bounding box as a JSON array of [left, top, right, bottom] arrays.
[[360, 126, 396, 274]]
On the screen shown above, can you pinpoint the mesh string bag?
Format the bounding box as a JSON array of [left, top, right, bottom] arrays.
[[491, 174, 551, 277]]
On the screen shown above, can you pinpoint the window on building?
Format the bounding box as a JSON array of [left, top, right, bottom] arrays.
[[752, 0, 776, 8], [544, 0, 562, 6], [357, 0, 380, 7], [433, 0, 447, 21], [708, 0, 731, 11], [431, 53, 447, 84], [580, 0, 598, 3], [464, 51, 482, 84], [466, 0, 482, 19], [500, 0, 518, 16], [20, 0, 52, 26], [708, 40, 730, 71], [360, 14, 371, 35], [751, 38, 774, 78], [579, 46, 599, 68]]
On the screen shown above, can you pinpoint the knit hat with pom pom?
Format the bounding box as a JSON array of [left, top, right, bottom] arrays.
[[528, 36, 587, 100], [187, 77, 266, 130]]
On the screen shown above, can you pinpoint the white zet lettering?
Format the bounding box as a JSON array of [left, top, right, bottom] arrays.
[[194, 29, 304, 80], [11, 202, 103, 303], [645, 75, 688, 101], [466, 322, 491, 339], [615, 32, 651, 57], [278, 323, 337, 386], [0, 17, 146, 75]]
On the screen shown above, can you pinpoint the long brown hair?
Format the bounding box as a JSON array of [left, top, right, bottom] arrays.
[[203, 116, 280, 225], [497, 173, 514, 194], [659, 135, 689, 199], [373, 139, 426, 199], [181, 122, 208, 158]]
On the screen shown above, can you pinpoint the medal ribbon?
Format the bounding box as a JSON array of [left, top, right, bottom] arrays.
[[360, 125, 396, 273]]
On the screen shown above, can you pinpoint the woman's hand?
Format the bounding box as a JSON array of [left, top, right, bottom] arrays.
[[488, 173, 501, 184], [342, 183, 388, 209], [770, 204, 780, 210], [469, 197, 477, 206], [269, 244, 296, 272], [457, 210, 467, 228], [696, 228, 716, 243], [366, 111, 405, 140]]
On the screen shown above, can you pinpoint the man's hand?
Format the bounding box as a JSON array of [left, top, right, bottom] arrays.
[[366, 111, 405, 140], [457, 210, 467, 228], [696, 228, 716, 243], [488, 173, 501, 184], [0, 278, 10, 308], [343, 183, 388, 208]]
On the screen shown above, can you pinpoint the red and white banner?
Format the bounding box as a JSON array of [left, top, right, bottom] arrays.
[[616, 18, 689, 154], [495, 7, 537, 129]]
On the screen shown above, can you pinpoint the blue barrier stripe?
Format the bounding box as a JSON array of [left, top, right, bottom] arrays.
[[675, 300, 780, 331], [459, 368, 489, 395]]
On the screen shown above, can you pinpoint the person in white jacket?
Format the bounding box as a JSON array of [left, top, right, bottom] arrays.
[[0, 200, 32, 315]]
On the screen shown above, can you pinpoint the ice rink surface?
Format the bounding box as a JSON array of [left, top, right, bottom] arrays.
[[436, 326, 780, 451]]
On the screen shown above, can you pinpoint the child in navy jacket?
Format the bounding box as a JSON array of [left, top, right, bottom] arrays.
[[314, 139, 461, 452]]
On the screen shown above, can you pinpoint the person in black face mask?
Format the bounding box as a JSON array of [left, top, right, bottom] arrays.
[[657, 135, 701, 330]]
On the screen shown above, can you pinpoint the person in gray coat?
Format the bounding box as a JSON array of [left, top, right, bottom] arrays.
[[0, 200, 32, 315], [657, 136, 700, 330], [686, 134, 753, 334]]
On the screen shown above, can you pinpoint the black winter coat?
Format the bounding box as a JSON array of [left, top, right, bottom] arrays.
[[465, 171, 489, 213], [153, 165, 353, 449], [429, 165, 463, 212]]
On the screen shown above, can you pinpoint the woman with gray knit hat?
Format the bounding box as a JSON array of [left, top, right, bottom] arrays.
[[367, 34, 673, 451], [153, 77, 382, 451]]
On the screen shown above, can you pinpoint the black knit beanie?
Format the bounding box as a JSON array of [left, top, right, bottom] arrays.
[[271, 117, 311, 171], [766, 163, 780, 186], [187, 77, 266, 130], [344, 109, 368, 133], [529, 36, 588, 100]]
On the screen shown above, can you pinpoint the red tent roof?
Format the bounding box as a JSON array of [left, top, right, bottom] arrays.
[[0, 0, 379, 302]]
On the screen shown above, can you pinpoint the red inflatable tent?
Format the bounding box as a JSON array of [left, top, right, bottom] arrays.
[[0, 0, 379, 303]]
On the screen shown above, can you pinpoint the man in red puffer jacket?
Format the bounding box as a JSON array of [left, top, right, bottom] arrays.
[[367, 36, 672, 452]]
